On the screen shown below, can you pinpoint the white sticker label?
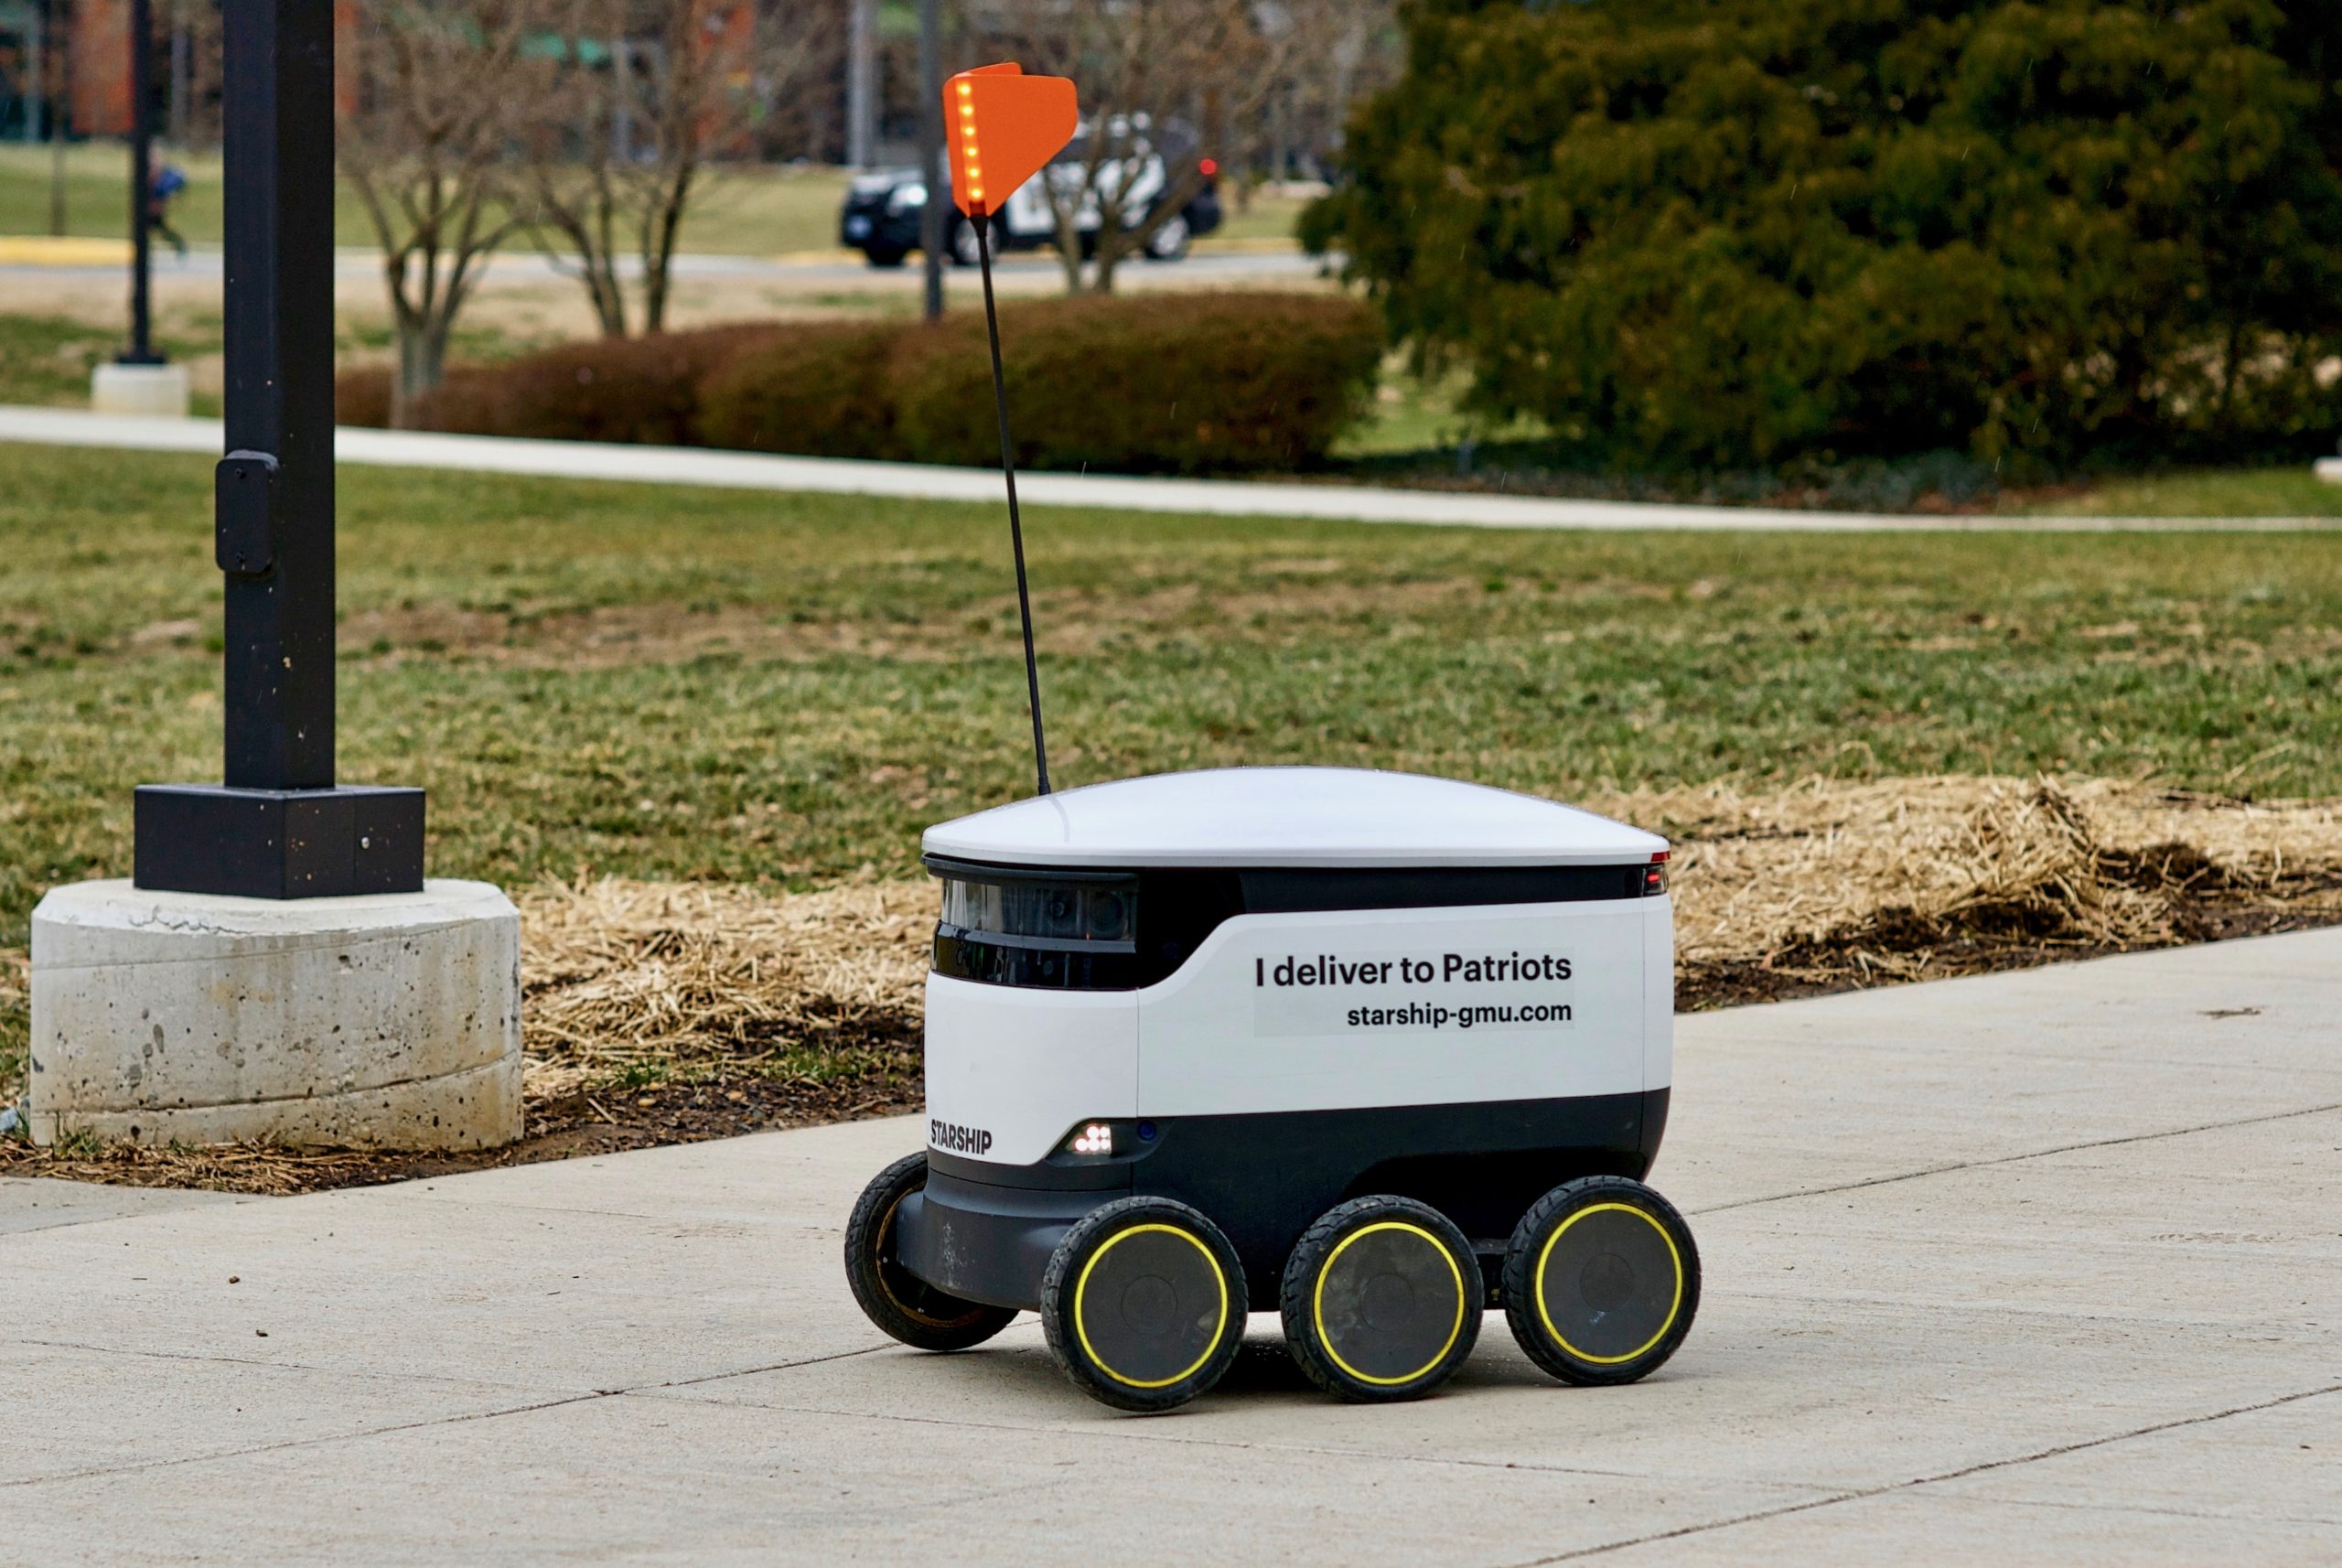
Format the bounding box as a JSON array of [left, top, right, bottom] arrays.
[[1251, 947, 1576, 1037]]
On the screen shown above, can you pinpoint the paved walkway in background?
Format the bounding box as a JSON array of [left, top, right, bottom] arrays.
[[0, 240, 1316, 288], [5, 403, 2335, 532], [5, 929, 2338, 1565]]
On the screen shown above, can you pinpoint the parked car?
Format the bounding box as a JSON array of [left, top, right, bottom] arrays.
[[840, 115, 1223, 269]]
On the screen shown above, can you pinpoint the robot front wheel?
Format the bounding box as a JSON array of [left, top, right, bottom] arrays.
[[1040, 1197, 1250, 1413], [843, 1152, 1020, 1352]]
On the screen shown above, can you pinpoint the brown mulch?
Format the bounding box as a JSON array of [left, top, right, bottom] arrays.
[[5, 775, 2339, 1196], [1625, 775, 2342, 1004]]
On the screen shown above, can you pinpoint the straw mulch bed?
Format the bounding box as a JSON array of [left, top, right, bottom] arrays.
[[1615, 776, 2342, 1002], [5, 775, 2339, 1195]]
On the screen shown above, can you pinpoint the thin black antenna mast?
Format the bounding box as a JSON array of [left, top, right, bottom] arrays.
[[974, 210, 1051, 796]]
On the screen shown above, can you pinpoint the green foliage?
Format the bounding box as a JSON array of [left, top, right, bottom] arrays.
[[1306, 0, 2342, 472], [339, 295, 1382, 476]]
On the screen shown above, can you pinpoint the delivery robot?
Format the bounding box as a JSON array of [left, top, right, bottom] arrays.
[[844, 765, 1698, 1412]]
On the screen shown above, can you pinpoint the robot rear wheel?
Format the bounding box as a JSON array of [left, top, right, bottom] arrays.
[[844, 1152, 1020, 1352], [1502, 1175, 1699, 1385], [1280, 1195, 1482, 1402], [1040, 1197, 1248, 1413]]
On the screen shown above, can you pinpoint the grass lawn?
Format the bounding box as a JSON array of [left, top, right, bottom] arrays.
[[5, 442, 2338, 958], [2024, 467, 2342, 518], [0, 147, 865, 255], [0, 146, 1305, 257], [0, 314, 145, 405], [0, 309, 574, 415]]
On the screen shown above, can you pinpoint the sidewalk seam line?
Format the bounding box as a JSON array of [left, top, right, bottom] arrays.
[[1502, 1381, 2342, 1563], [16, 1336, 564, 1395], [1690, 1100, 2342, 1215], [0, 1390, 618, 1491]]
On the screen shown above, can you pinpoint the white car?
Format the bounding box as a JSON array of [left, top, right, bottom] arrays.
[[839, 116, 1225, 267]]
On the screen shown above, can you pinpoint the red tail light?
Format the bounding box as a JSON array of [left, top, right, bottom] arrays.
[[1198, 157, 1219, 177]]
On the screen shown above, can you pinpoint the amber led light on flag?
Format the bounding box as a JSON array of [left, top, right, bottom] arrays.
[[945, 62, 1078, 217]]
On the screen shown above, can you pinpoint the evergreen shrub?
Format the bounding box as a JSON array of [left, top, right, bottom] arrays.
[[1304, 1, 2342, 472]]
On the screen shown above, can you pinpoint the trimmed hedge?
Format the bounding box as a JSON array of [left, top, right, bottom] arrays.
[[888, 294, 1381, 475], [337, 324, 779, 446], [696, 323, 901, 461], [337, 294, 1380, 475]]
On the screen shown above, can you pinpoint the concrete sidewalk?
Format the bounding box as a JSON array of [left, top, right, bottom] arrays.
[[5, 930, 2338, 1565], [5, 403, 2335, 533], [0, 241, 1314, 286]]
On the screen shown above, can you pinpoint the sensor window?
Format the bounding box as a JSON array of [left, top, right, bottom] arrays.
[[930, 869, 1144, 990], [940, 876, 1135, 943]]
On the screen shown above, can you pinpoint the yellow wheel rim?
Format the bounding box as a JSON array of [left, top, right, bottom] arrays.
[[1072, 1222, 1230, 1390], [1534, 1201, 1682, 1366], [1312, 1219, 1467, 1387]]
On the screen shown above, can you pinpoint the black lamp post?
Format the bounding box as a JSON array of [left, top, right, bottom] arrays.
[[918, 0, 943, 322], [132, 0, 425, 900], [118, 0, 160, 367]]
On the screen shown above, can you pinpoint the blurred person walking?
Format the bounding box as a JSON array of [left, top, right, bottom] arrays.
[[148, 164, 188, 259]]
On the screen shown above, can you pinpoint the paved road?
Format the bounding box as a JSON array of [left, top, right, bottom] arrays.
[[5, 929, 2337, 1564], [4, 405, 2333, 532], [0, 242, 1324, 290]]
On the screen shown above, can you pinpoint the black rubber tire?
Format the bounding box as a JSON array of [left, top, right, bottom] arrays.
[[863, 244, 908, 269], [1502, 1176, 1699, 1386], [843, 1152, 1019, 1351], [1280, 1195, 1481, 1403], [1040, 1196, 1247, 1413]]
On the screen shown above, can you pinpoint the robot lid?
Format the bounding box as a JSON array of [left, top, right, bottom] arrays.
[[921, 766, 1667, 870]]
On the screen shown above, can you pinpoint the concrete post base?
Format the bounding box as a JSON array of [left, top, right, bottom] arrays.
[[90, 361, 192, 418], [27, 879, 521, 1151]]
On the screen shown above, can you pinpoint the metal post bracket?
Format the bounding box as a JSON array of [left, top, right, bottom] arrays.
[[215, 450, 279, 576]]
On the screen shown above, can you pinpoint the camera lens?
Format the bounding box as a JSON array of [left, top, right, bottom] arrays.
[[1086, 889, 1130, 941]]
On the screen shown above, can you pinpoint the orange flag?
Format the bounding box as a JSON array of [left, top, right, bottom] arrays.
[[943, 63, 1079, 219]]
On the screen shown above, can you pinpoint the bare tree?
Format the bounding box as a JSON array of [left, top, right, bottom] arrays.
[[523, 0, 823, 337], [164, 0, 226, 149], [967, 0, 1276, 295], [339, 0, 544, 426], [1262, 0, 1399, 178]]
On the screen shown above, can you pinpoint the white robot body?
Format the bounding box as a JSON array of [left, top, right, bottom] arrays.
[[927, 895, 1671, 1167], [896, 767, 1676, 1312]]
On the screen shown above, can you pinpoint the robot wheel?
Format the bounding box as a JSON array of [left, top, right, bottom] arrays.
[[1279, 1195, 1482, 1402], [1502, 1175, 1700, 1386], [1040, 1197, 1248, 1413], [844, 1152, 1019, 1352]]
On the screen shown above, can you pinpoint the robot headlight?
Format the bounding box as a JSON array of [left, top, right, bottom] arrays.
[[1057, 1120, 1148, 1160]]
